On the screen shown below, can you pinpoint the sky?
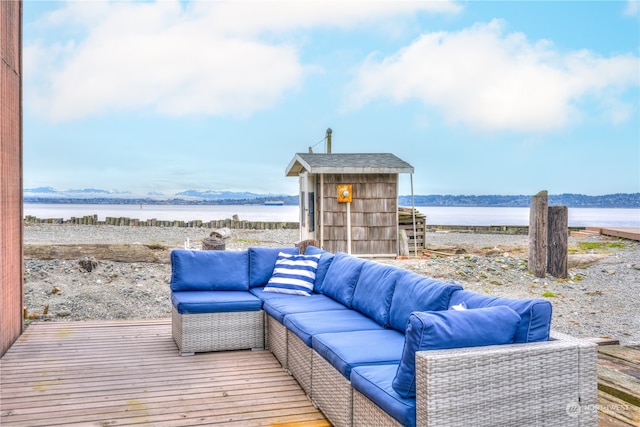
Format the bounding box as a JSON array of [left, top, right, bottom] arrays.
[[22, 0, 640, 197]]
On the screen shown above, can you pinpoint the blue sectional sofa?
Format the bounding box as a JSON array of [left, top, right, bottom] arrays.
[[170, 246, 598, 427]]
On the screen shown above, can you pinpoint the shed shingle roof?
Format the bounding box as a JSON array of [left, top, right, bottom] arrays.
[[285, 153, 414, 176]]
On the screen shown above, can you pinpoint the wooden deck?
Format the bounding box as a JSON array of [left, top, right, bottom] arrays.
[[0, 319, 330, 427], [588, 227, 640, 242], [597, 344, 640, 427]]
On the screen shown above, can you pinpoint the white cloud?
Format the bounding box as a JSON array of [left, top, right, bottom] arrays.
[[345, 19, 640, 132], [624, 0, 639, 16], [24, 0, 461, 122]]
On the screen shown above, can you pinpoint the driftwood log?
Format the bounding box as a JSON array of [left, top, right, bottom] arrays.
[[24, 244, 170, 263], [209, 228, 232, 239], [295, 239, 317, 254]]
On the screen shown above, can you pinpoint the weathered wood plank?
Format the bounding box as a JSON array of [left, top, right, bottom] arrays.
[[598, 365, 640, 407], [599, 345, 640, 365], [598, 390, 640, 426], [0, 320, 329, 427]]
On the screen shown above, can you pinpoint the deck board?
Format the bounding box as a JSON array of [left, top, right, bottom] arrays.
[[0, 319, 330, 427]]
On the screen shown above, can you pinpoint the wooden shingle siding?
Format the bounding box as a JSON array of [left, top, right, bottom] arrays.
[[321, 174, 398, 255]]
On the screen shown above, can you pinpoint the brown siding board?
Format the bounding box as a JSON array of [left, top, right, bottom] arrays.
[[1, 0, 23, 357]]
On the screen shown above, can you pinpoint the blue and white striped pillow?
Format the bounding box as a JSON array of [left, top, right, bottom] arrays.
[[264, 252, 321, 296]]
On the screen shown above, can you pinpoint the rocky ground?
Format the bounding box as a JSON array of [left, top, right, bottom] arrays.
[[23, 223, 640, 345]]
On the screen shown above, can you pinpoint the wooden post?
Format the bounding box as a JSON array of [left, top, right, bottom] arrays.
[[528, 190, 548, 278], [547, 205, 568, 278]]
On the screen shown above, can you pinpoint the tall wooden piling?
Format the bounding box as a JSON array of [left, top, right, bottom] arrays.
[[547, 205, 568, 278], [528, 190, 548, 278]]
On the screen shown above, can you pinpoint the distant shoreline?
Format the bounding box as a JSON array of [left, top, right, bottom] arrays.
[[23, 191, 640, 209]]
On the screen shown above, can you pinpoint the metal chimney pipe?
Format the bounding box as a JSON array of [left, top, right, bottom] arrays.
[[326, 128, 332, 154]]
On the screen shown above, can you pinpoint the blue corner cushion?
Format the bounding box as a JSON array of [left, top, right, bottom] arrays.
[[392, 306, 521, 398], [351, 365, 416, 427], [320, 252, 367, 307], [170, 249, 249, 292], [263, 252, 322, 296], [312, 329, 405, 379], [283, 309, 383, 346], [248, 247, 300, 288], [258, 291, 348, 323], [448, 289, 552, 343], [171, 291, 263, 314], [302, 246, 334, 293], [388, 273, 463, 332]]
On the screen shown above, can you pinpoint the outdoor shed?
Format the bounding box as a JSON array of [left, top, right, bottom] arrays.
[[285, 153, 414, 257]]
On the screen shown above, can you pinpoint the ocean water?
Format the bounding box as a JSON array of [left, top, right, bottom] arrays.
[[23, 203, 640, 228]]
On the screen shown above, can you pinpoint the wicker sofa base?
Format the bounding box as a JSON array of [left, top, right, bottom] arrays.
[[171, 307, 265, 355], [287, 330, 313, 396], [353, 389, 403, 427], [267, 315, 288, 369], [312, 350, 353, 427]]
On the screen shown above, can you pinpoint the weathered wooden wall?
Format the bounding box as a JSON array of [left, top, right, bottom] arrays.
[[320, 174, 398, 255], [1, 0, 23, 357]]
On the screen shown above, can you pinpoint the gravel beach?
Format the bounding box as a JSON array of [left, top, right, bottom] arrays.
[[23, 223, 640, 345]]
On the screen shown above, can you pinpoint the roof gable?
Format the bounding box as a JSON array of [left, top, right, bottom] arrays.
[[285, 153, 414, 176]]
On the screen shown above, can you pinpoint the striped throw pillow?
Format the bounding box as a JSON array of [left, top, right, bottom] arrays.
[[264, 252, 321, 296]]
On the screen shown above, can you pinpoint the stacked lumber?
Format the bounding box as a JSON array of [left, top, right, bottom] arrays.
[[398, 207, 426, 254]]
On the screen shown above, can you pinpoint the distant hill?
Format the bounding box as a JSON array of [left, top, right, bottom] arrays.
[[398, 193, 640, 208], [23, 187, 639, 208]]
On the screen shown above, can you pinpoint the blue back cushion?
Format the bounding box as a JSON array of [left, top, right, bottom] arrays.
[[448, 289, 552, 343], [303, 246, 335, 293], [351, 262, 400, 327], [392, 307, 521, 398], [388, 273, 463, 332], [170, 249, 249, 291], [321, 252, 367, 307], [248, 247, 300, 288]]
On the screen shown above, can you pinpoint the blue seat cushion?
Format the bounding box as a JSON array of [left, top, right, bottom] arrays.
[[302, 246, 335, 293], [351, 364, 416, 427], [320, 252, 367, 307], [352, 262, 400, 327], [284, 310, 383, 346], [253, 288, 348, 323], [388, 273, 463, 332], [249, 247, 300, 288], [448, 289, 552, 343], [170, 249, 249, 292], [392, 307, 521, 398], [171, 291, 263, 314], [312, 329, 405, 379]]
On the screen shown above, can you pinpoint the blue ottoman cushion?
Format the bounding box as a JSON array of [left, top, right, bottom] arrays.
[[171, 291, 263, 314]]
